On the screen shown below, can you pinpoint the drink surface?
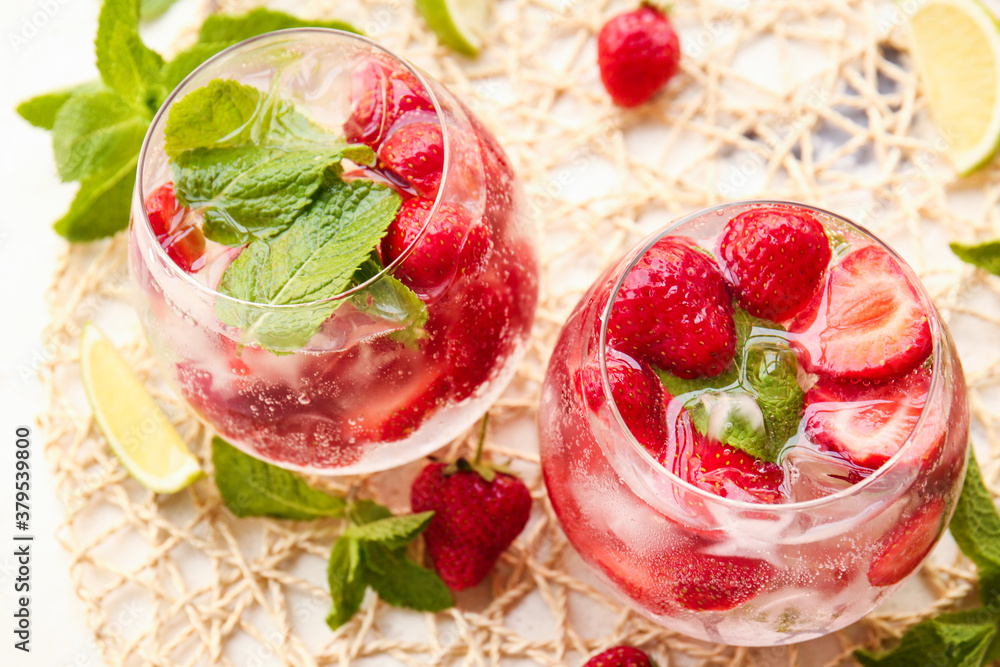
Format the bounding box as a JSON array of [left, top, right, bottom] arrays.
[[129, 33, 538, 474], [539, 201, 968, 645]]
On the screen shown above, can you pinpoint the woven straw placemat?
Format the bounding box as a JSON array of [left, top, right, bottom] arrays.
[[39, 0, 1000, 664]]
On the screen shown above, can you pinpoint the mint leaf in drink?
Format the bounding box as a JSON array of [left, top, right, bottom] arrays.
[[350, 255, 429, 347], [164, 80, 266, 157], [326, 536, 366, 630], [211, 436, 346, 520], [363, 542, 454, 612], [52, 88, 149, 182], [745, 341, 804, 456], [54, 157, 138, 241], [951, 240, 1000, 277], [344, 511, 434, 548], [95, 0, 165, 110], [197, 8, 360, 45], [950, 451, 1000, 605], [854, 608, 999, 667], [216, 176, 402, 350], [16, 82, 102, 130]]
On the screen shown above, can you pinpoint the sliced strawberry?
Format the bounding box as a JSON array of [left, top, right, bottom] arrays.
[[719, 204, 832, 321], [790, 245, 932, 381], [608, 236, 736, 379], [381, 197, 489, 296], [378, 121, 445, 198], [145, 182, 179, 237], [144, 182, 206, 273], [804, 366, 931, 470], [577, 349, 667, 457], [868, 497, 946, 587], [344, 362, 451, 443], [344, 56, 434, 148], [671, 552, 778, 612]]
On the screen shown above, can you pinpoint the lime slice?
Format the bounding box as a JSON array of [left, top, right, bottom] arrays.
[[907, 0, 1000, 175], [416, 0, 488, 57], [80, 324, 204, 493]]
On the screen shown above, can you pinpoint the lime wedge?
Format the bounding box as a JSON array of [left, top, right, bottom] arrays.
[[416, 0, 488, 57], [907, 0, 1000, 175], [80, 324, 204, 493]]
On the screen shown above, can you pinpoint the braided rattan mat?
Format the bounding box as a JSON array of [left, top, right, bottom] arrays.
[[40, 0, 1000, 664]]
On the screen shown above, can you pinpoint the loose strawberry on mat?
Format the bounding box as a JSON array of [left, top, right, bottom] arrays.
[[867, 497, 946, 587], [344, 56, 434, 148], [607, 236, 736, 378], [411, 418, 532, 590], [790, 244, 932, 381], [597, 4, 681, 107], [378, 121, 445, 198], [719, 204, 832, 321], [381, 197, 489, 295], [804, 366, 931, 471], [583, 646, 654, 667], [144, 182, 206, 273]]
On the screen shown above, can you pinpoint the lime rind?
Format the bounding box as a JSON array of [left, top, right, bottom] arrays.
[[906, 0, 1000, 175], [80, 324, 204, 494], [416, 0, 487, 57]]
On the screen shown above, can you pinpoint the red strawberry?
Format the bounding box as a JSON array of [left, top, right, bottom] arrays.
[[344, 56, 434, 148], [577, 349, 667, 457], [144, 182, 206, 274], [378, 122, 445, 198], [804, 366, 931, 470], [719, 204, 832, 321], [597, 5, 681, 107], [411, 435, 532, 590], [608, 236, 736, 378], [868, 497, 946, 587], [790, 245, 932, 381], [672, 552, 778, 611], [583, 646, 653, 667], [381, 197, 490, 295]]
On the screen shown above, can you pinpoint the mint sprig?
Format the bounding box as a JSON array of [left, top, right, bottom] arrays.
[[855, 451, 1000, 666], [16, 0, 359, 242]]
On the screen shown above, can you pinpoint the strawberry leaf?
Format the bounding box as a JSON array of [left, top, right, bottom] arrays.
[[363, 542, 454, 611], [345, 511, 435, 548], [950, 451, 1000, 606], [853, 609, 998, 667], [951, 240, 1000, 278], [326, 536, 366, 630], [211, 436, 346, 520]]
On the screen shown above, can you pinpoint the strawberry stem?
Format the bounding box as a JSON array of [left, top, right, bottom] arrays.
[[473, 413, 489, 466]]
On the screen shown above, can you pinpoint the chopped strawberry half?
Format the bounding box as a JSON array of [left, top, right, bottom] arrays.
[[804, 366, 931, 470], [145, 182, 179, 237], [868, 497, 946, 587], [344, 56, 434, 149], [577, 349, 667, 457], [163, 225, 207, 273], [608, 236, 736, 379], [378, 121, 445, 198], [381, 197, 489, 296], [671, 551, 778, 611], [719, 204, 832, 321], [347, 366, 451, 443], [144, 182, 206, 274], [790, 245, 932, 381]]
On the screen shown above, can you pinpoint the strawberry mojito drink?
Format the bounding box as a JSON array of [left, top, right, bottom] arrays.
[[539, 201, 968, 645], [129, 30, 537, 474]]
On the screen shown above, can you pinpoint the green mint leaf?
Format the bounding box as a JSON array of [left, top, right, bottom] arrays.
[[950, 450, 1000, 606], [853, 609, 998, 667], [140, 0, 180, 20], [363, 542, 454, 612], [54, 156, 137, 241], [349, 499, 394, 525], [95, 0, 165, 109], [197, 8, 360, 46], [951, 240, 1000, 277], [326, 536, 366, 630], [52, 87, 148, 183], [164, 79, 269, 157], [744, 340, 804, 458], [16, 81, 102, 130], [345, 511, 434, 548], [350, 255, 429, 348], [215, 176, 401, 350], [161, 43, 231, 91], [211, 436, 345, 520]]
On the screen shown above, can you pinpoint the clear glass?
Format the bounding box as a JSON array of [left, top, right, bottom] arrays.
[[129, 30, 538, 474], [538, 201, 969, 646]]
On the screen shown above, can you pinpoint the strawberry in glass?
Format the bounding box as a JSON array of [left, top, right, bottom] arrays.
[[129, 30, 538, 474], [539, 201, 968, 645]]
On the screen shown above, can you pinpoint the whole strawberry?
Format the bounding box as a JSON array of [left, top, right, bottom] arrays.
[[584, 646, 654, 667], [411, 419, 532, 590], [378, 121, 445, 198], [598, 4, 681, 107], [719, 204, 832, 321]]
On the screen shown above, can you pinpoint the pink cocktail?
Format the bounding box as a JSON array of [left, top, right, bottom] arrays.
[[129, 30, 538, 474], [539, 201, 968, 645]]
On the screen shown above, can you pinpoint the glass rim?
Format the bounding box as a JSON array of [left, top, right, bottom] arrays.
[[134, 27, 453, 312], [597, 198, 945, 512]]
